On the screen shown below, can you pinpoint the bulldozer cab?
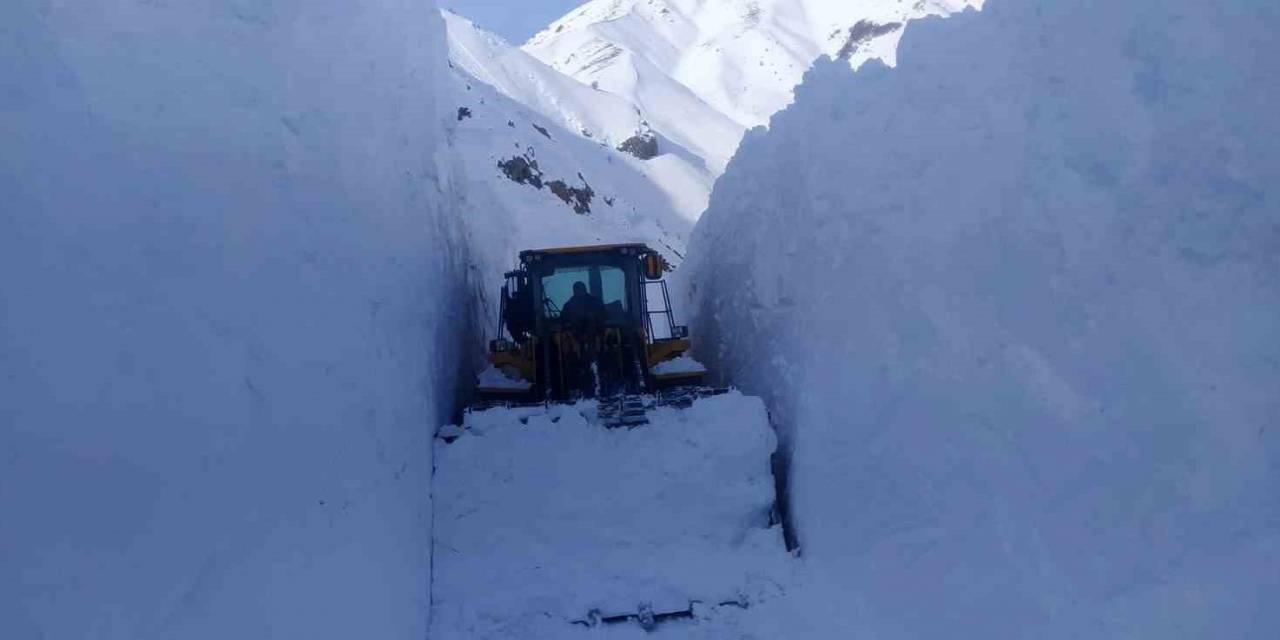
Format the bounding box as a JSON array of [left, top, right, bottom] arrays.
[[482, 243, 697, 403], [533, 253, 638, 330]]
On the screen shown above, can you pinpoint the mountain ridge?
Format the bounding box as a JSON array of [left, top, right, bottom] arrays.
[[524, 0, 984, 130]]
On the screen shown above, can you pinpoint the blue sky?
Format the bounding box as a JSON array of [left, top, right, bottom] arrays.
[[442, 0, 585, 43]]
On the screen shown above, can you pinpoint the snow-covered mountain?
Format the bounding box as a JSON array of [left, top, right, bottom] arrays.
[[444, 10, 721, 228], [447, 10, 654, 159], [446, 10, 743, 174], [525, 0, 984, 130]]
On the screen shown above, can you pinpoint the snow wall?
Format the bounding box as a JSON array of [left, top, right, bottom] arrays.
[[685, 0, 1279, 636], [0, 2, 467, 638]]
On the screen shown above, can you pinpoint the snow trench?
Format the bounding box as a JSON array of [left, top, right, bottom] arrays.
[[6, 0, 1279, 638], [0, 2, 469, 638], [683, 0, 1280, 637]]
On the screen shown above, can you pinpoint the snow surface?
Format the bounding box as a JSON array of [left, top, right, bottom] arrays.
[[430, 392, 791, 638], [476, 365, 533, 391], [650, 355, 708, 376], [685, 0, 1280, 636], [1, 2, 467, 638]]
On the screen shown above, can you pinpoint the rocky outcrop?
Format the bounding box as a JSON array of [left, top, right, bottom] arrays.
[[547, 173, 595, 214], [497, 156, 594, 214], [617, 130, 659, 160], [498, 155, 544, 188], [835, 20, 902, 60]]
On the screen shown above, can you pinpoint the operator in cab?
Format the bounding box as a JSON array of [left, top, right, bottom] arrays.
[[560, 281, 606, 329]]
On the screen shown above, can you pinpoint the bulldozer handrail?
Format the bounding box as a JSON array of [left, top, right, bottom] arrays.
[[643, 279, 678, 343]]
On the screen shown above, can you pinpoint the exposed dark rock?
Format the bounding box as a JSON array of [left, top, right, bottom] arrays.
[[547, 174, 595, 214], [457, 106, 472, 121], [498, 155, 543, 189], [617, 131, 659, 160], [497, 157, 595, 214], [579, 43, 623, 75], [836, 20, 903, 60], [531, 123, 552, 139]]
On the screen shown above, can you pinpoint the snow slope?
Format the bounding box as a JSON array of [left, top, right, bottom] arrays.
[[526, 0, 983, 130], [447, 10, 654, 158], [685, 0, 1280, 637], [0, 2, 465, 638], [431, 393, 791, 639], [448, 10, 739, 175], [444, 10, 721, 238]]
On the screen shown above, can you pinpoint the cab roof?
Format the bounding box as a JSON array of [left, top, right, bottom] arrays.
[[519, 243, 655, 262]]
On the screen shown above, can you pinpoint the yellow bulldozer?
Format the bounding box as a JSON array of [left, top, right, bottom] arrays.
[[475, 243, 713, 425]]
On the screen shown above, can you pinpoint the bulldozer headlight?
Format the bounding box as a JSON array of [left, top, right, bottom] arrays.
[[672, 325, 689, 339], [489, 338, 513, 353]]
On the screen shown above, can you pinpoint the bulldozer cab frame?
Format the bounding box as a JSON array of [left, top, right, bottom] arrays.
[[526, 250, 645, 335], [502, 244, 666, 343], [483, 243, 696, 403]]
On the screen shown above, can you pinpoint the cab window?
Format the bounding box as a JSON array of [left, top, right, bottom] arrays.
[[540, 265, 629, 318], [600, 267, 627, 310], [541, 266, 590, 315]]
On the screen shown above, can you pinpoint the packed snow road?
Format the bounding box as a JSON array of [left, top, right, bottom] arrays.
[[430, 391, 794, 638]]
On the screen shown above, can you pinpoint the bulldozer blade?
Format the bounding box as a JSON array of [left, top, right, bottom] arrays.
[[570, 602, 697, 630]]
